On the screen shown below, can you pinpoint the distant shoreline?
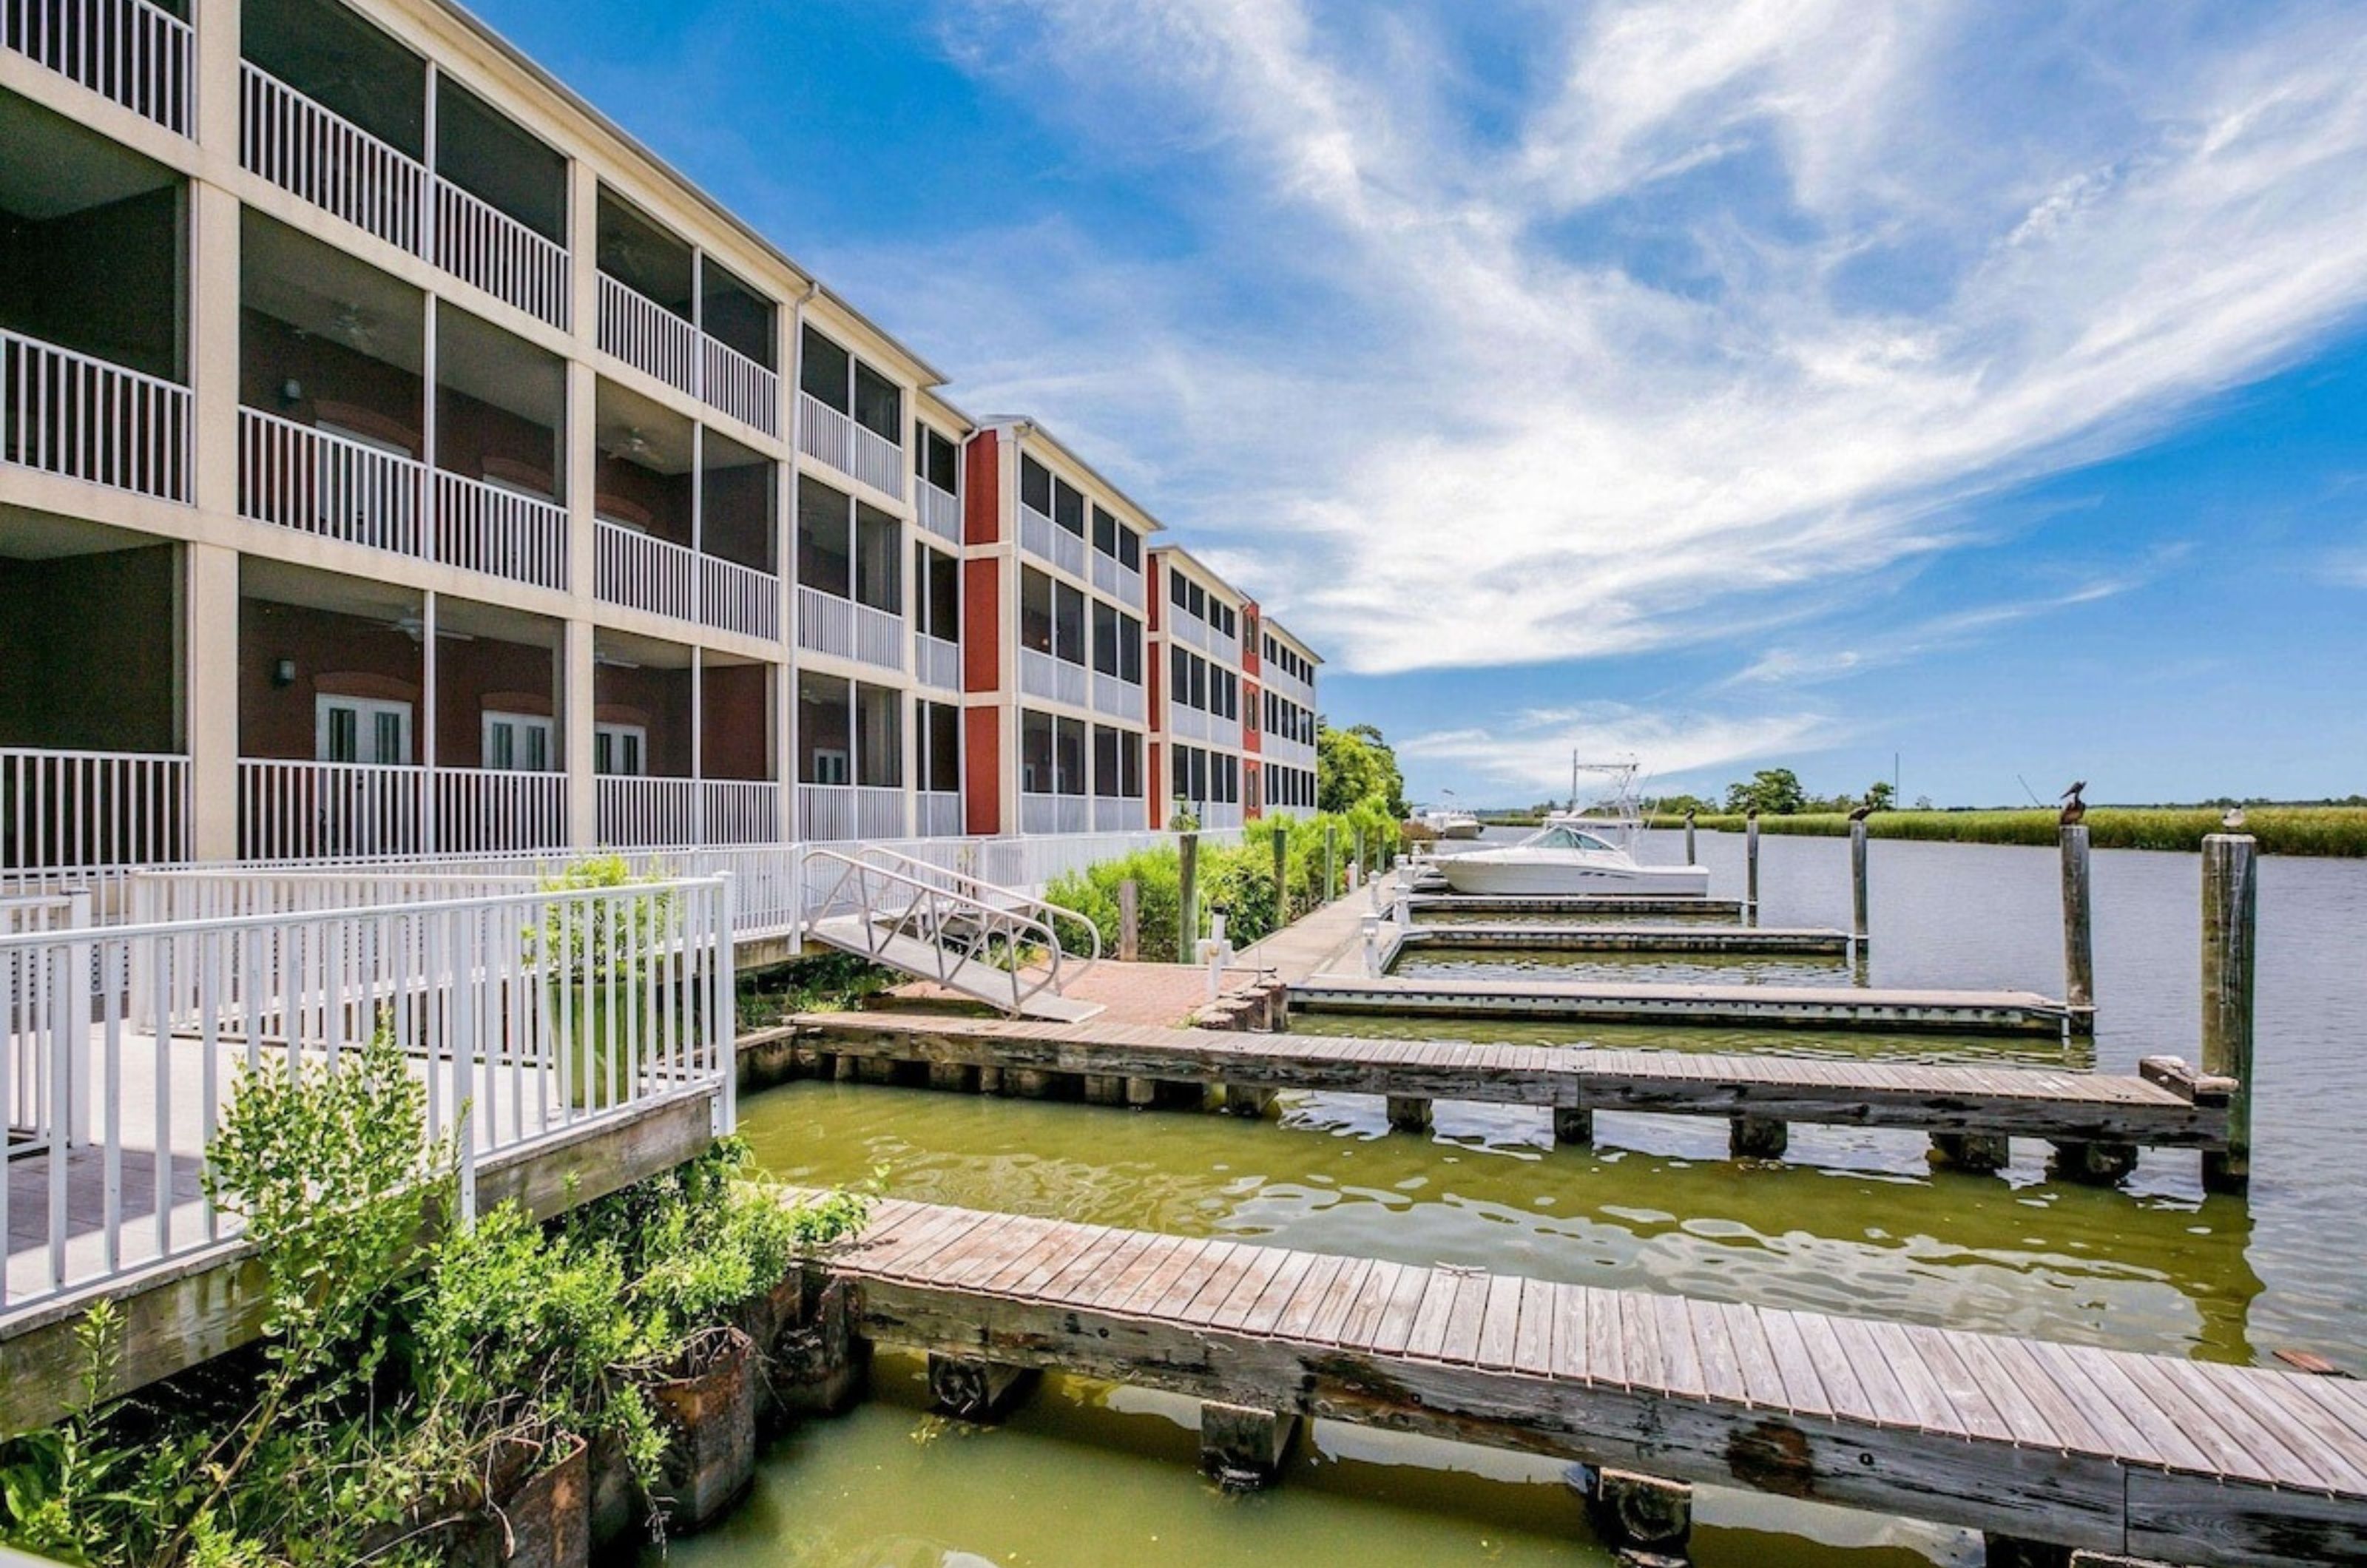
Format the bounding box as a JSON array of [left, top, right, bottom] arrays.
[[1627, 807, 2367, 856]]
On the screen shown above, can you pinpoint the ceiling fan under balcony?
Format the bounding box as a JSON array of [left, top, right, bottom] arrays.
[[603, 428, 658, 464], [389, 612, 475, 644]]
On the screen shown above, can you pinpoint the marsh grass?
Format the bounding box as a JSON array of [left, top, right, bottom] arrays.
[[1647, 807, 2367, 856]]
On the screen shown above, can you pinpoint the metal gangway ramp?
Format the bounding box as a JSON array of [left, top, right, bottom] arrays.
[[801, 846, 1106, 1022]]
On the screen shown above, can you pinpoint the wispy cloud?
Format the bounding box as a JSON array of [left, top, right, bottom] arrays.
[[870, 0, 2367, 678], [1398, 702, 1840, 799]]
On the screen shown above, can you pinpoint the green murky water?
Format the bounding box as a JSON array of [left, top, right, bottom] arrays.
[[662, 832, 2366, 1566]]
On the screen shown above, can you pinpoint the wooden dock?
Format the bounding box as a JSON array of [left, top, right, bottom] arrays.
[[775, 1014, 2227, 1171], [1399, 922, 1851, 956], [828, 1194, 2367, 1567], [1403, 892, 1746, 919], [1293, 973, 2077, 1035]]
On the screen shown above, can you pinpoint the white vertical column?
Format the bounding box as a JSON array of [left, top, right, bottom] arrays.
[[690, 645, 705, 846], [186, 0, 243, 862], [420, 591, 439, 853], [564, 160, 600, 848], [185, 544, 240, 861]]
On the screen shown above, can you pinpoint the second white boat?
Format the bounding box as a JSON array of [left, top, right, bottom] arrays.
[[1436, 820, 1710, 897]]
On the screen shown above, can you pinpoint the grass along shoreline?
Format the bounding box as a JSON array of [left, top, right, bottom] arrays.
[[1644, 806, 2367, 856]]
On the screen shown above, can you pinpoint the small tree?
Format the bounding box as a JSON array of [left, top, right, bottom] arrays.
[[1724, 768, 1808, 816], [1864, 780, 1897, 812]]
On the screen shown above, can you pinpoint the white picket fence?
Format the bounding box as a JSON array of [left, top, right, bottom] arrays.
[[1, 875, 734, 1317]]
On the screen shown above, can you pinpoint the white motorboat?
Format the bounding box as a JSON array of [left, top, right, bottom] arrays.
[[1422, 806, 1485, 840], [1435, 755, 1708, 896], [1436, 820, 1709, 896]]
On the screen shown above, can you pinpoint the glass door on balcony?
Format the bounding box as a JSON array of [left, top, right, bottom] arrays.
[[317, 696, 411, 765]]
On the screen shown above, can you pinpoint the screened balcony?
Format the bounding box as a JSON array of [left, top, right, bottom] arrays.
[[595, 189, 780, 435], [797, 672, 903, 842], [1017, 453, 1084, 578], [1018, 567, 1087, 708], [0, 516, 188, 896], [914, 541, 961, 692], [914, 425, 962, 544], [915, 699, 961, 837], [236, 560, 567, 859], [239, 0, 570, 326], [0, 89, 190, 502], [1090, 503, 1144, 610], [4, 0, 193, 133], [797, 324, 901, 499], [796, 475, 902, 672], [593, 380, 780, 641], [1019, 709, 1087, 835], [592, 631, 778, 847]]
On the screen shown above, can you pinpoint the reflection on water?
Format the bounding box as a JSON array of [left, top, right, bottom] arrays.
[[687, 832, 2366, 1567]]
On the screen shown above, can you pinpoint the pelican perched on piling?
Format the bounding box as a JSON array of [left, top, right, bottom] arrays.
[[1848, 800, 1874, 824], [2059, 782, 2087, 826]]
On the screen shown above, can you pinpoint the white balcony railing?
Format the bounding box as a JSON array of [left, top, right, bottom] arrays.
[[237, 759, 424, 860], [1171, 613, 1209, 652], [242, 65, 572, 327], [0, 873, 731, 1317], [703, 336, 780, 438], [917, 479, 961, 544], [2, 327, 192, 502], [433, 767, 567, 855], [6, 0, 193, 134], [1090, 672, 1145, 723], [433, 470, 568, 590], [699, 550, 783, 641], [1199, 800, 1246, 830], [1209, 712, 1242, 751], [796, 392, 905, 499], [1092, 552, 1145, 610], [798, 783, 905, 842], [1020, 792, 1090, 836], [240, 408, 423, 556], [1019, 504, 1086, 578], [795, 586, 902, 670], [1, 748, 189, 904], [918, 633, 962, 692], [1019, 648, 1088, 707], [434, 178, 572, 331], [239, 413, 569, 589], [1211, 629, 1240, 669], [599, 776, 781, 847], [1169, 704, 1209, 743], [598, 272, 699, 396], [917, 790, 963, 838], [1091, 796, 1148, 834]]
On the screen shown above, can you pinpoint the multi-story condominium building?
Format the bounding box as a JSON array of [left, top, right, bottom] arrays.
[[1258, 618, 1323, 820], [0, 0, 1317, 893], [1147, 546, 1248, 829], [956, 419, 1157, 837]]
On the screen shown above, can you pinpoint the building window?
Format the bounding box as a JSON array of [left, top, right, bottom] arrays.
[[317, 695, 411, 766], [594, 722, 646, 777], [1021, 455, 1053, 516], [482, 712, 552, 772]]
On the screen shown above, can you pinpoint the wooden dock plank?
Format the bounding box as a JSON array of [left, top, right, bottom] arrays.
[[786, 1015, 2229, 1157], [816, 1197, 2367, 1566], [1291, 974, 2073, 1036], [1399, 922, 1851, 956]]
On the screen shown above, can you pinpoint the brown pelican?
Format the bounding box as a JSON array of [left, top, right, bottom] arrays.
[[1848, 800, 1874, 823], [2059, 782, 2087, 826]]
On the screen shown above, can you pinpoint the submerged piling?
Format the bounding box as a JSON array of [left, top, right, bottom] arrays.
[[2201, 832, 2256, 1193], [2059, 826, 2094, 1026]]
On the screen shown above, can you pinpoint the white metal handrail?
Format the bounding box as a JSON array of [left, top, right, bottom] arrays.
[[1, 876, 732, 1318], [796, 583, 854, 660], [1091, 672, 1145, 723], [1020, 648, 1088, 707], [1092, 552, 1144, 609], [797, 393, 906, 499], [916, 791, 962, 838], [853, 601, 904, 669], [917, 479, 961, 544], [804, 845, 1099, 1016], [699, 550, 783, 641], [434, 177, 571, 329], [1, 748, 189, 893], [598, 777, 781, 848], [595, 519, 698, 624], [241, 64, 425, 252], [239, 407, 424, 555], [433, 469, 568, 589], [598, 272, 699, 396], [1020, 504, 1085, 578], [702, 335, 780, 437], [917, 633, 962, 692], [4, 0, 193, 134], [1172, 613, 1209, 652], [1, 327, 192, 502]]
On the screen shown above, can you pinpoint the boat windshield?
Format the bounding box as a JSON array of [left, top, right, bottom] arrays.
[[1527, 825, 1618, 853]]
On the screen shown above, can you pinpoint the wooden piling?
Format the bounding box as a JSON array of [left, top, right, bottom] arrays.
[[2061, 825, 2095, 1027], [1730, 1114, 1788, 1159], [1200, 1402, 1300, 1490], [1850, 818, 1871, 952], [1178, 831, 1201, 961], [1552, 1106, 1594, 1145], [1930, 1132, 2010, 1173], [1325, 823, 1339, 902], [2201, 833, 2257, 1193], [1575, 1466, 1692, 1558], [1352, 825, 1365, 888], [1118, 878, 1140, 963], [927, 1354, 1037, 1422], [1684, 810, 1697, 867], [1744, 811, 1760, 925], [1271, 827, 1289, 919], [1385, 1095, 1432, 1133]]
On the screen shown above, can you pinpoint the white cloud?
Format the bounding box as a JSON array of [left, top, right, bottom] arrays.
[[885, 0, 2367, 677], [1398, 703, 1840, 800]]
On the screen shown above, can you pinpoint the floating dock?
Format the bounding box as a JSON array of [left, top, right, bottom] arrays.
[[1399, 922, 1851, 956], [775, 1014, 2226, 1171], [828, 1195, 2367, 1568], [1292, 973, 2079, 1035]]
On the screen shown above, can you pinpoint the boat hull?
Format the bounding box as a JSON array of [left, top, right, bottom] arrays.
[[1436, 856, 1710, 898], [1436, 820, 1485, 840]]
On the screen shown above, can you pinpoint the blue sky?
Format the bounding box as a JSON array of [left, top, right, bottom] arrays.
[[475, 0, 2367, 807]]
